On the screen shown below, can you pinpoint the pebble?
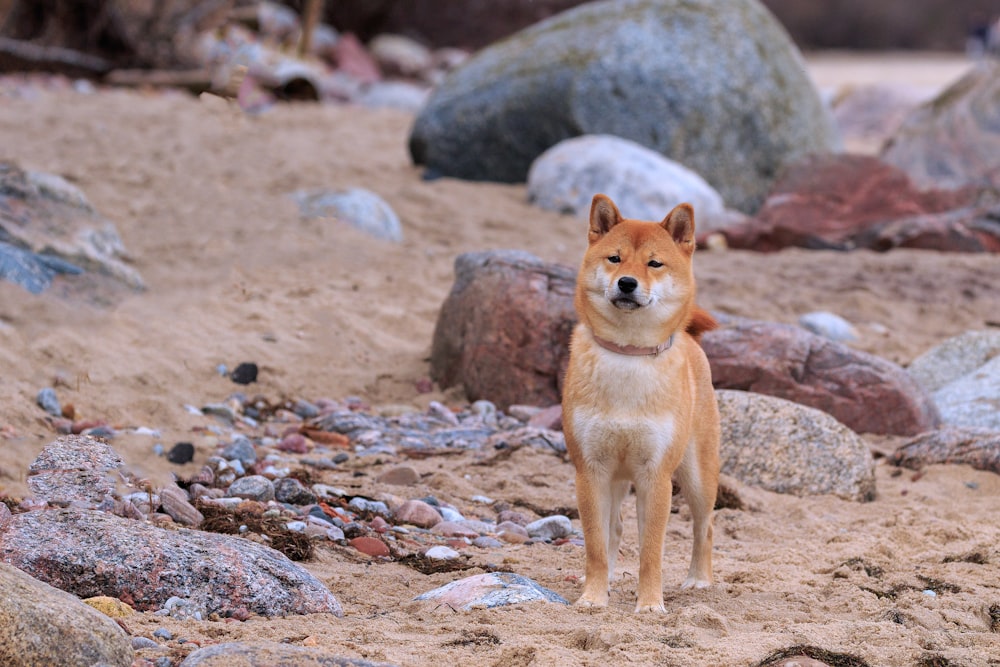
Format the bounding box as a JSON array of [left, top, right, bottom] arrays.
[[285, 521, 307, 533], [424, 545, 460, 560], [393, 499, 443, 528], [132, 637, 162, 650], [153, 628, 173, 641], [348, 497, 390, 516], [438, 506, 465, 523], [525, 515, 574, 541], [376, 465, 420, 486], [227, 475, 275, 502], [221, 437, 257, 467], [349, 536, 390, 558], [36, 387, 61, 416], [166, 442, 195, 464], [472, 536, 504, 549], [431, 521, 480, 538], [799, 311, 858, 342], [230, 362, 259, 385], [273, 477, 317, 505], [277, 433, 310, 453]]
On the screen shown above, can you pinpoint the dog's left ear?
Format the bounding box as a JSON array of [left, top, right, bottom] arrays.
[[662, 203, 696, 253]]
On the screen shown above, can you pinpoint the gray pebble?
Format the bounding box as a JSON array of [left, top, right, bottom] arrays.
[[153, 627, 172, 640], [274, 477, 317, 505], [525, 515, 573, 541], [439, 506, 465, 523], [799, 311, 858, 342], [348, 497, 390, 516], [132, 636, 162, 650], [221, 437, 257, 468], [227, 475, 275, 502], [36, 387, 61, 416]]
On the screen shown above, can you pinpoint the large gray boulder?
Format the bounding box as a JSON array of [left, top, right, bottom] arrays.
[[882, 61, 1000, 191], [717, 390, 876, 502], [408, 0, 837, 212]]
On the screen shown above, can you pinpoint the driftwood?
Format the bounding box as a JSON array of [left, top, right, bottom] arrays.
[[0, 36, 112, 76]]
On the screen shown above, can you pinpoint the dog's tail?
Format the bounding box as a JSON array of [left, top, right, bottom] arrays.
[[685, 307, 718, 344]]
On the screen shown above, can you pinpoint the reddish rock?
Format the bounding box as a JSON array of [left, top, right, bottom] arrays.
[[430, 250, 576, 411], [853, 204, 1000, 253], [888, 428, 1000, 473], [349, 536, 390, 558], [0, 509, 342, 618], [27, 435, 123, 504], [277, 433, 311, 453], [496, 510, 531, 526], [702, 319, 939, 436], [392, 499, 442, 528], [376, 465, 420, 486], [722, 154, 979, 252], [526, 404, 563, 431], [333, 33, 381, 84]]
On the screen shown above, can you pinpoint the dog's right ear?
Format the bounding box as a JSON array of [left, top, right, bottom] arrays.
[[589, 194, 621, 242]]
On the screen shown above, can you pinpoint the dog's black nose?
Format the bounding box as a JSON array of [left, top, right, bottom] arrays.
[[618, 276, 638, 293]]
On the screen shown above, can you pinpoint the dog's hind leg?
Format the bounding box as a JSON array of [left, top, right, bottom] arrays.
[[677, 436, 718, 589]]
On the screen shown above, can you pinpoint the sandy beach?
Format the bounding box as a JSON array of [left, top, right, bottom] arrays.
[[1, 51, 999, 665]]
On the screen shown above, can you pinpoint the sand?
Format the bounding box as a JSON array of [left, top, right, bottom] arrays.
[[1, 52, 999, 666]]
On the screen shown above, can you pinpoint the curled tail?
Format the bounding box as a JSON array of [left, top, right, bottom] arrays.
[[685, 307, 718, 344]]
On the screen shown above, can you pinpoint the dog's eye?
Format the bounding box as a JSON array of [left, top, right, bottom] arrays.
[[607, 255, 621, 264], [648, 260, 663, 268]]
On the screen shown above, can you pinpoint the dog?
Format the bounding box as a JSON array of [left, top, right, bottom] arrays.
[[561, 193, 721, 612]]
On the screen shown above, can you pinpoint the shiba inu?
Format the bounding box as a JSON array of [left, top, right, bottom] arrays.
[[562, 194, 721, 612]]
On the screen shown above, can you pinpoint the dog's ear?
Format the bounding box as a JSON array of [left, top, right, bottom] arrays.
[[662, 203, 696, 253], [589, 194, 622, 242]]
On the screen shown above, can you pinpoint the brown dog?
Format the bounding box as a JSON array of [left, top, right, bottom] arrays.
[[562, 194, 721, 612]]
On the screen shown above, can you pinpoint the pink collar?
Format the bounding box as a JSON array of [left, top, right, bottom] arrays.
[[591, 331, 675, 357]]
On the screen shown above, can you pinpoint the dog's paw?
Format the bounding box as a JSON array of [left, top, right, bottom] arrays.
[[681, 577, 712, 590], [634, 602, 666, 613], [575, 592, 609, 608]]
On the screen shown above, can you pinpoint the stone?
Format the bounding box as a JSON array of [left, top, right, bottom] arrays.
[[179, 642, 398, 666], [349, 536, 390, 558], [798, 311, 858, 342], [888, 428, 1000, 474], [368, 34, 433, 79], [408, 0, 836, 212], [166, 442, 195, 464], [882, 60, 1000, 192], [159, 484, 204, 527], [230, 362, 258, 385], [356, 81, 430, 113], [831, 83, 935, 151], [526, 135, 729, 233], [0, 162, 144, 293], [26, 435, 124, 504], [392, 499, 442, 528], [83, 595, 135, 618], [430, 250, 576, 411], [932, 356, 1000, 430], [717, 390, 876, 501], [0, 509, 342, 617], [221, 437, 258, 468], [0, 562, 133, 667], [291, 188, 402, 242], [721, 154, 977, 252], [527, 404, 564, 431], [36, 387, 61, 416], [376, 465, 420, 486], [702, 319, 939, 436], [414, 572, 569, 610], [274, 477, 318, 505], [227, 475, 275, 502], [907, 330, 1000, 393], [424, 546, 460, 560], [525, 515, 573, 541], [431, 521, 480, 538], [850, 204, 1000, 253]]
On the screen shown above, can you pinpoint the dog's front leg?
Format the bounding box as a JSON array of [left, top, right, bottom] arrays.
[[634, 473, 672, 612], [575, 467, 613, 607]]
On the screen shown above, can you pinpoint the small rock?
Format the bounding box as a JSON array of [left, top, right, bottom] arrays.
[[230, 363, 258, 385], [291, 188, 403, 242], [527, 404, 563, 431], [227, 475, 275, 502], [349, 536, 390, 558], [348, 497, 390, 516], [376, 465, 420, 486], [36, 387, 61, 416], [392, 499, 442, 528], [424, 546, 460, 560], [177, 641, 399, 667], [277, 433, 311, 453], [431, 521, 480, 538], [414, 572, 569, 610], [273, 477, 317, 505], [159, 485, 204, 527], [153, 628, 173, 641], [472, 536, 503, 549], [131, 637, 161, 650], [496, 521, 530, 541], [798, 311, 858, 342], [83, 595, 135, 618], [497, 510, 530, 526], [525, 515, 573, 541], [221, 438, 257, 468], [438, 506, 465, 523], [166, 442, 195, 464]]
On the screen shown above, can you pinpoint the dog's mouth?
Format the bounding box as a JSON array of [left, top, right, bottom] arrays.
[[611, 296, 642, 311]]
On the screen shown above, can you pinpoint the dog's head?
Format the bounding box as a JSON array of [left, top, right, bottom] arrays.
[[575, 194, 697, 341]]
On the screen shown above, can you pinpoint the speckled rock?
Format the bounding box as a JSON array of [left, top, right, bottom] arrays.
[[430, 250, 576, 410], [717, 390, 876, 501], [26, 435, 124, 504], [525, 515, 573, 541], [888, 427, 1000, 474], [0, 562, 133, 667], [882, 60, 1000, 191], [907, 330, 1000, 393], [228, 475, 275, 502], [414, 572, 569, 610], [0, 509, 342, 618], [179, 642, 398, 667], [932, 356, 1000, 430], [527, 134, 729, 233], [703, 319, 939, 436], [274, 477, 318, 505], [408, 0, 836, 212]]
